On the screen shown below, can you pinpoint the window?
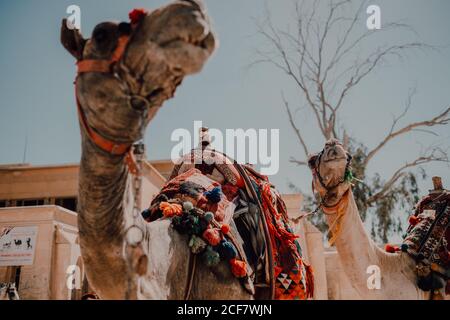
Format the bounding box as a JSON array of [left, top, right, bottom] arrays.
[[0, 198, 78, 211], [14, 267, 21, 290], [15, 199, 45, 207], [55, 197, 77, 211]]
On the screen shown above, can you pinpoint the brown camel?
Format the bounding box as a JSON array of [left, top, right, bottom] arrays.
[[60, 0, 256, 300], [62, 0, 315, 300]]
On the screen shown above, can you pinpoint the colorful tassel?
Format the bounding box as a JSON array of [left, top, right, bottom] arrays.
[[230, 258, 247, 278], [189, 235, 207, 254], [305, 264, 315, 299], [204, 187, 222, 204], [189, 215, 203, 235], [141, 208, 151, 221], [203, 228, 222, 246], [183, 201, 194, 212], [221, 224, 230, 235], [203, 246, 220, 267], [219, 240, 237, 260], [129, 8, 147, 25], [204, 211, 214, 223], [160, 202, 182, 217], [344, 169, 354, 182], [408, 215, 419, 226], [385, 244, 400, 253]]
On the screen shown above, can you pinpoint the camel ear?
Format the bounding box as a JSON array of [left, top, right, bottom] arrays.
[[60, 19, 86, 60], [346, 152, 353, 163], [181, 0, 206, 13], [307, 154, 318, 170]]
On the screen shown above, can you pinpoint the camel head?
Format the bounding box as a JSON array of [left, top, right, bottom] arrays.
[[60, 0, 216, 144], [308, 139, 353, 207]]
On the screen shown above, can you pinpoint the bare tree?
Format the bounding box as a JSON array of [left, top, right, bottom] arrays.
[[255, 0, 450, 242]]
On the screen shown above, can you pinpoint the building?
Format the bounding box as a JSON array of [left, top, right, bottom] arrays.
[[0, 161, 357, 299]]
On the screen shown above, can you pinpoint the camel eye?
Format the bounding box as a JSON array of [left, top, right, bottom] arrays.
[[347, 153, 353, 162]]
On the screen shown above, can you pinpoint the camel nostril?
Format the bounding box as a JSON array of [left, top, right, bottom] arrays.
[[129, 95, 149, 111], [327, 148, 337, 158]]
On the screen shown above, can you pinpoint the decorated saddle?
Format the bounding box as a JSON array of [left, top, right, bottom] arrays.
[[400, 189, 450, 295], [142, 147, 314, 300]]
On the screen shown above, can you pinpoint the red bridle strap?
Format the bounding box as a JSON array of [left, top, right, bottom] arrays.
[[75, 35, 132, 156]]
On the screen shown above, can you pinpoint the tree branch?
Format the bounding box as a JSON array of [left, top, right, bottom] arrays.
[[282, 93, 310, 158], [289, 157, 308, 166], [364, 106, 450, 167], [367, 147, 450, 204]]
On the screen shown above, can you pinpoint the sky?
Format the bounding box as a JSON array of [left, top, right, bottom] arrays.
[[0, 0, 449, 223]]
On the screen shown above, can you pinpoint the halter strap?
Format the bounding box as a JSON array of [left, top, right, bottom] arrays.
[[77, 35, 129, 74], [75, 35, 132, 156]]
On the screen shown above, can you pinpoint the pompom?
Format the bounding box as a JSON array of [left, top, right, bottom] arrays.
[[408, 215, 419, 226], [129, 8, 147, 25], [183, 201, 194, 212], [385, 244, 400, 253], [219, 241, 237, 260], [230, 258, 247, 278], [221, 224, 230, 234], [189, 235, 207, 254], [203, 246, 220, 267], [141, 208, 151, 221], [401, 243, 409, 252], [160, 202, 182, 217], [189, 215, 203, 235], [203, 228, 222, 246], [171, 216, 188, 234], [204, 211, 214, 223], [204, 186, 222, 204]]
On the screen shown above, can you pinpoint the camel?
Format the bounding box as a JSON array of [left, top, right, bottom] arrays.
[[0, 283, 20, 300], [60, 0, 258, 300], [307, 139, 449, 300]]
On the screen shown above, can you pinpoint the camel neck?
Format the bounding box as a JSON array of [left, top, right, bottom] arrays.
[[78, 135, 128, 246], [325, 191, 380, 294]]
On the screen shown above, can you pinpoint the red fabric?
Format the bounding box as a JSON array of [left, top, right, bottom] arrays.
[[250, 173, 314, 300], [222, 183, 240, 201]]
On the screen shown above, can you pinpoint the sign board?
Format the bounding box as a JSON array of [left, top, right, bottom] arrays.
[[0, 226, 38, 266]]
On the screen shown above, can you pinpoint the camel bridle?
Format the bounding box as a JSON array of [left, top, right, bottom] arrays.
[[75, 34, 132, 156], [312, 146, 353, 212]]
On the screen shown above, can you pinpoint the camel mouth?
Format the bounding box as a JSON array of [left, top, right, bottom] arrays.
[[159, 32, 211, 51], [323, 155, 347, 163]]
